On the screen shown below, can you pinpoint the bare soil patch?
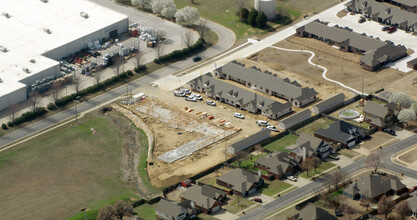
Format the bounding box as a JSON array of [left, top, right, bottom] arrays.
[[360, 131, 396, 151], [386, 71, 417, 101], [255, 36, 406, 95]]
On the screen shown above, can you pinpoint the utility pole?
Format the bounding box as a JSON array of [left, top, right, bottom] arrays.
[[224, 142, 227, 166]]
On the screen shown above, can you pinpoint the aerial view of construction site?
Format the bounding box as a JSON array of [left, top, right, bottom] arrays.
[[2, 0, 417, 219]]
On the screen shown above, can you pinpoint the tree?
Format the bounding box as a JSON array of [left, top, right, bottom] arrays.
[[113, 200, 133, 220], [396, 200, 411, 220], [29, 91, 41, 111], [389, 92, 412, 108], [240, 8, 249, 23], [161, 6, 177, 19], [411, 102, 417, 115], [94, 67, 104, 85], [8, 103, 18, 124], [131, 0, 152, 10], [151, 0, 175, 15], [96, 205, 116, 220], [256, 12, 268, 29], [113, 56, 124, 79], [197, 19, 208, 41], [72, 74, 82, 94], [247, 9, 258, 27], [235, 0, 247, 17], [323, 174, 334, 194], [360, 198, 371, 211], [133, 50, 144, 69], [332, 170, 346, 190], [155, 43, 164, 59], [302, 157, 314, 177], [175, 6, 200, 26], [366, 151, 385, 173], [50, 80, 62, 102], [182, 30, 194, 48], [312, 157, 322, 173], [277, 6, 288, 19], [398, 109, 416, 127], [378, 195, 394, 220], [341, 204, 357, 220], [155, 29, 167, 41], [236, 151, 248, 167]]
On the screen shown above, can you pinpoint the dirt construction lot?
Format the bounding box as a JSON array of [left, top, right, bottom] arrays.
[[254, 36, 407, 95]]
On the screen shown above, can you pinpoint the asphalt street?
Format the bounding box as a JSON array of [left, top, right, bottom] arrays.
[[0, 3, 235, 148], [239, 134, 417, 220]]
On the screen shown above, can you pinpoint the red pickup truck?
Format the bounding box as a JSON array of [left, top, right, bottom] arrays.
[[387, 26, 397, 33]]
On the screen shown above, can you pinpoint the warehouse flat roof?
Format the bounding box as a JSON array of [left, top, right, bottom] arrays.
[[0, 0, 128, 96]]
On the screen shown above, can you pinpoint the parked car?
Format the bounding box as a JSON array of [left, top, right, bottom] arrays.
[[191, 93, 203, 100], [256, 120, 270, 127], [234, 112, 244, 119], [185, 96, 197, 102], [358, 17, 366, 23], [193, 56, 202, 62], [329, 155, 340, 160], [206, 100, 216, 106], [287, 176, 297, 182], [381, 26, 389, 31], [174, 91, 185, 97], [252, 198, 263, 203], [266, 125, 279, 132], [179, 88, 191, 95], [383, 128, 396, 136], [410, 186, 417, 191], [387, 26, 397, 33]]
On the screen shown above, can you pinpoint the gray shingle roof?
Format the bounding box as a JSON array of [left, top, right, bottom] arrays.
[[217, 168, 262, 194], [217, 61, 318, 102], [181, 185, 226, 209], [279, 109, 311, 129], [364, 101, 391, 118], [155, 199, 187, 219], [255, 151, 299, 176], [229, 129, 271, 153], [343, 173, 406, 198], [314, 121, 365, 145], [392, 0, 417, 7], [407, 58, 417, 66], [297, 204, 338, 220], [296, 133, 326, 151], [312, 93, 345, 114]]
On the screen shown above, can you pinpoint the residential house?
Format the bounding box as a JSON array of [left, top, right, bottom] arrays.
[[216, 168, 264, 197], [254, 151, 300, 179], [407, 58, 417, 69], [213, 61, 318, 107], [155, 199, 196, 220], [278, 109, 311, 130], [312, 93, 346, 114], [363, 101, 398, 130], [378, 0, 417, 13], [292, 204, 338, 220], [228, 129, 271, 154], [181, 184, 227, 214], [346, 0, 417, 33], [407, 196, 417, 217], [343, 173, 407, 201], [188, 73, 293, 120], [286, 133, 333, 160], [296, 19, 407, 71], [314, 120, 366, 148]]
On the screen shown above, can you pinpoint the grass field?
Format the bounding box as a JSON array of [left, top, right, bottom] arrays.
[[134, 203, 157, 220], [263, 134, 298, 152], [295, 118, 334, 135], [0, 112, 142, 220], [298, 161, 336, 179], [231, 153, 269, 175], [260, 180, 293, 197]]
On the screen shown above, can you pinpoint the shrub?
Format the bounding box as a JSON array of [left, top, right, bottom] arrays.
[[7, 121, 14, 127], [154, 38, 205, 64], [47, 102, 58, 110], [248, 9, 258, 27], [256, 12, 268, 29], [240, 8, 249, 23], [126, 70, 133, 76], [134, 65, 147, 73], [2, 123, 8, 130]]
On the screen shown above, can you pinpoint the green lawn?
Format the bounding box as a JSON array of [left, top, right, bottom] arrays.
[[296, 118, 334, 135], [260, 180, 293, 197], [134, 203, 156, 220], [263, 134, 298, 152], [230, 153, 269, 175], [174, 0, 299, 39], [298, 161, 337, 179], [223, 195, 256, 214]]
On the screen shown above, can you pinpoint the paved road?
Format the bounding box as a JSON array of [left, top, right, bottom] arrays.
[[0, 4, 235, 148], [239, 134, 417, 220]]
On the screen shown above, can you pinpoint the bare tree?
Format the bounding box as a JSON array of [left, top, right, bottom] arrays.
[[182, 30, 194, 49], [197, 19, 208, 41], [323, 174, 334, 194], [341, 204, 357, 220], [8, 103, 18, 123], [113, 200, 133, 220], [96, 205, 116, 220], [94, 65, 105, 85], [113, 56, 123, 79], [72, 74, 82, 94], [30, 91, 41, 111], [360, 197, 371, 211], [378, 195, 394, 220], [332, 170, 346, 190], [234, 0, 246, 17], [133, 50, 144, 69], [49, 80, 62, 102], [155, 43, 165, 60], [236, 151, 248, 168], [396, 200, 411, 220], [366, 151, 385, 173], [312, 157, 322, 173], [302, 157, 314, 177]]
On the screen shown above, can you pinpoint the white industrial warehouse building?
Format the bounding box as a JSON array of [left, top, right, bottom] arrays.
[[0, 0, 128, 111]]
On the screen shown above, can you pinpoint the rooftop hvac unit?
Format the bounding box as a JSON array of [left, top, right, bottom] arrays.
[[22, 67, 30, 73], [30, 59, 36, 63], [43, 28, 52, 34], [80, 12, 89, 18], [2, 12, 11, 18], [0, 46, 7, 52], [40, 0, 48, 2]]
